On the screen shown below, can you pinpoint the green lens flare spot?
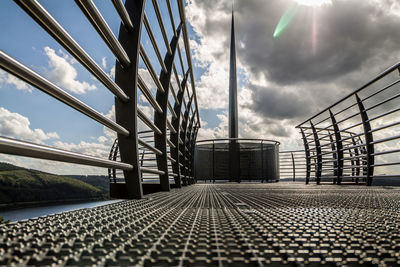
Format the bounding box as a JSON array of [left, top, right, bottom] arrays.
[[273, 4, 298, 38]]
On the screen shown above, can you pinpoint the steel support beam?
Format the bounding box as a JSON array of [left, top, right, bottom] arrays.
[[301, 128, 311, 184], [311, 122, 322, 185], [291, 152, 295, 182], [329, 110, 344, 185], [186, 110, 197, 184], [154, 23, 183, 191], [114, 0, 146, 199], [351, 135, 361, 182], [171, 70, 189, 187], [356, 94, 375, 186], [328, 131, 338, 184], [179, 94, 193, 185], [190, 124, 199, 183]]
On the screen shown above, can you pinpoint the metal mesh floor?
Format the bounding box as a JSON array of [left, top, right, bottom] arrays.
[[1, 183, 400, 266]]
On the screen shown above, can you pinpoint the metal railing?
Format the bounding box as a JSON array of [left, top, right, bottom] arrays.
[[297, 63, 400, 185], [279, 150, 307, 181], [195, 138, 280, 182], [0, 0, 200, 199]]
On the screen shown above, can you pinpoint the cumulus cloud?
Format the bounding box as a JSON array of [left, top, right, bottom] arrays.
[[101, 57, 107, 69], [109, 66, 115, 80], [44, 46, 96, 94], [0, 69, 33, 92], [0, 107, 59, 143], [186, 0, 400, 151]]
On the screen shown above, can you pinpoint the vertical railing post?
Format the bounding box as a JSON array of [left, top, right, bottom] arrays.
[[311, 122, 322, 185], [355, 94, 374, 186], [291, 152, 295, 182], [212, 140, 215, 183], [301, 128, 311, 184], [180, 93, 193, 186], [154, 23, 183, 191], [189, 122, 199, 183], [351, 135, 361, 183], [328, 130, 337, 184], [171, 70, 190, 188], [261, 140, 264, 182], [329, 110, 344, 185], [186, 111, 196, 184], [114, 0, 146, 199]]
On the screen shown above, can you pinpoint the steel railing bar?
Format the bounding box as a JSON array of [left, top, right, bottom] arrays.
[[341, 154, 367, 160], [15, 0, 130, 102], [176, 43, 186, 76], [364, 92, 400, 113], [137, 109, 162, 135], [372, 149, 400, 156], [310, 79, 400, 128], [177, 0, 200, 126], [372, 162, 400, 167], [167, 120, 177, 134], [75, 0, 130, 67], [138, 135, 154, 139], [170, 83, 179, 103], [370, 120, 400, 134], [165, 0, 177, 37], [296, 61, 400, 127], [0, 51, 129, 136], [371, 134, 400, 145], [138, 138, 162, 155], [168, 101, 177, 118], [167, 155, 176, 163], [367, 107, 400, 123], [139, 44, 165, 93], [173, 64, 184, 92], [111, 0, 134, 31], [137, 75, 163, 114], [143, 12, 167, 73], [167, 138, 176, 149], [138, 130, 153, 134], [0, 136, 132, 170], [141, 167, 165, 175], [151, 0, 172, 55]]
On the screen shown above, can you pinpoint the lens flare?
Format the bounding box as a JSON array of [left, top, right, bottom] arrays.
[[273, 4, 298, 38], [293, 0, 332, 7]]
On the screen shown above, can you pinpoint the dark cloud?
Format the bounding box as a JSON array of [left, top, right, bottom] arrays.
[[246, 84, 313, 121], [233, 0, 400, 85]]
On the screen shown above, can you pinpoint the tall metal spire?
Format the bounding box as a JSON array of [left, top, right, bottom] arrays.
[[229, 6, 238, 139]]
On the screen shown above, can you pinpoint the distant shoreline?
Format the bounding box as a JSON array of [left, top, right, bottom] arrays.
[[0, 197, 110, 211]]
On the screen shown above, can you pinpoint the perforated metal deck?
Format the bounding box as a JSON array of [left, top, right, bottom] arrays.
[[1, 183, 400, 266]]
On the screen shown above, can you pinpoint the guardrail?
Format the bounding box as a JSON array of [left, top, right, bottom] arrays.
[[0, 0, 200, 199], [297, 63, 400, 185], [195, 138, 280, 182], [279, 150, 307, 181]]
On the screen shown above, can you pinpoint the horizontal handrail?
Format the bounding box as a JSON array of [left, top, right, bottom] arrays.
[[75, 0, 131, 67], [0, 51, 129, 136], [111, 0, 134, 31], [0, 136, 132, 170], [296, 61, 400, 127], [197, 138, 280, 145], [14, 0, 129, 101]]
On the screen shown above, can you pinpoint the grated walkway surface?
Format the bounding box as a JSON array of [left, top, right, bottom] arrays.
[[1, 183, 400, 266]]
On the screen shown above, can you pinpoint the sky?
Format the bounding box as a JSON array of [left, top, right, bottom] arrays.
[[0, 0, 400, 175]]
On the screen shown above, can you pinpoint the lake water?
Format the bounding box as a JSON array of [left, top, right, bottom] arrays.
[[0, 199, 123, 222]]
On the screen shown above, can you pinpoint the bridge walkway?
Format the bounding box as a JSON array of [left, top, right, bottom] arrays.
[[1, 183, 400, 266]]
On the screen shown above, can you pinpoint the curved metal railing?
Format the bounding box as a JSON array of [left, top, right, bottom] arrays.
[[0, 0, 200, 199], [297, 62, 400, 185], [279, 150, 307, 182], [195, 138, 280, 182]]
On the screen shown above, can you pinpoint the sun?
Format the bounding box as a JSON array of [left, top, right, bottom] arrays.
[[293, 0, 332, 7]]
